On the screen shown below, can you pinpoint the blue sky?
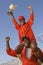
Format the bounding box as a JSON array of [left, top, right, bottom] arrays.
[[0, 0, 43, 64]]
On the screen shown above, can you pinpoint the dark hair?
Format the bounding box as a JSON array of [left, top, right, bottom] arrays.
[[22, 36, 30, 48], [22, 36, 30, 41]]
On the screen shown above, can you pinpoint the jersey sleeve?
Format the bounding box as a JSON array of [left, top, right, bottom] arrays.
[[27, 12, 34, 27], [12, 16, 20, 30], [6, 48, 17, 57]]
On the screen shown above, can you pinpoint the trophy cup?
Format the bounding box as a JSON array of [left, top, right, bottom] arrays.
[[7, 4, 16, 16]]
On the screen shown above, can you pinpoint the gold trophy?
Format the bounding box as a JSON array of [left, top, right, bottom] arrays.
[[7, 4, 16, 15]]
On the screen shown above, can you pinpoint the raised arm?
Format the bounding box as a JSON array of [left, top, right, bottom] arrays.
[[12, 15, 20, 30], [5, 37, 17, 57], [27, 6, 34, 27]]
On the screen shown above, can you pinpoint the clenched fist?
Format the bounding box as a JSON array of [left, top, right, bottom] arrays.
[[5, 37, 10, 43], [27, 6, 32, 10], [27, 5, 33, 13]]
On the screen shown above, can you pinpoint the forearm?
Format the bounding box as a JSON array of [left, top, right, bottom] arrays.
[[29, 10, 34, 21], [29, 8, 33, 14], [5, 37, 17, 57], [27, 6, 34, 26], [12, 15, 20, 30], [6, 41, 10, 50], [29, 6, 34, 21], [28, 6, 33, 14]]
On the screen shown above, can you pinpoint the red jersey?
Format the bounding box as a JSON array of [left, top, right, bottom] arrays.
[[6, 47, 39, 65], [12, 12, 36, 43]]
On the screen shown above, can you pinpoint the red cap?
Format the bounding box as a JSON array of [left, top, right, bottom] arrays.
[[18, 16, 25, 21]]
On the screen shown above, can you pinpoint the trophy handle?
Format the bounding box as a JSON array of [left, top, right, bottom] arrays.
[[7, 9, 13, 16], [7, 12, 13, 16]]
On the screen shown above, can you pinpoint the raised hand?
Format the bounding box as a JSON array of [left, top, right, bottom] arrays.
[[27, 5, 32, 10], [5, 36, 10, 43], [27, 5, 33, 13]]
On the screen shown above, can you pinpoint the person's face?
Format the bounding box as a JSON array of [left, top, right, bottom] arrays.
[[23, 39, 29, 48], [19, 19, 25, 26], [30, 42, 37, 50]]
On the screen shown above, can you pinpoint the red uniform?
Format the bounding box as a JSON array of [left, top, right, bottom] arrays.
[[6, 47, 40, 65], [36, 47, 43, 57], [12, 12, 36, 43]]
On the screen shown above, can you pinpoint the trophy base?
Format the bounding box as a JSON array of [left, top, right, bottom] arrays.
[[7, 11, 13, 16]]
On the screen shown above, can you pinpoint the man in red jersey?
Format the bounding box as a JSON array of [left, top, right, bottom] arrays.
[[30, 41, 43, 65], [9, 5, 36, 43], [5, 36, 39, 65]]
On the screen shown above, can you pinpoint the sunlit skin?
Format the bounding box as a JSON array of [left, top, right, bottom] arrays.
[[30, 41, 37, 50]]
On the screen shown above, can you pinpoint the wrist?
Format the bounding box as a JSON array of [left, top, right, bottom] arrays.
[[30, 8, 33, 13], [6, 41, 9, 43]]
